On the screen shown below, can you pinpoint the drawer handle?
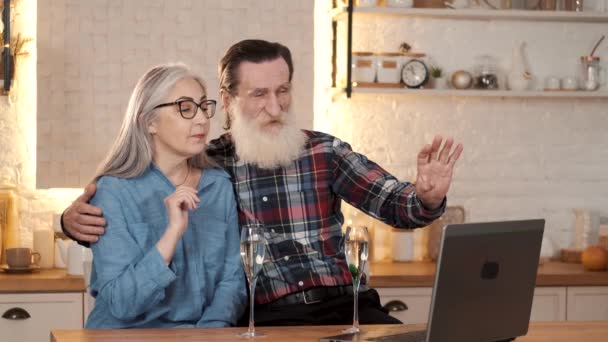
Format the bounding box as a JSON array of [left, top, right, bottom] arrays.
[[2, 307, 31, 320], [384, 300, 408, 312]]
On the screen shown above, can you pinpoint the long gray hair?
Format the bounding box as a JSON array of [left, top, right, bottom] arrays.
[[93, 63, 217, 181]]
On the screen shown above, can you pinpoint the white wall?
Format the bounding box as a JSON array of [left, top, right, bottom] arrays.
[[314, 2, 608, 250], [0, 0, 314, 246], [37, 0, 314, 188]]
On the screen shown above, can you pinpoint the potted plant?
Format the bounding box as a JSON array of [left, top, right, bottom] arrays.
[[0, 32, 33, 89], [430, 66, 447, 89]]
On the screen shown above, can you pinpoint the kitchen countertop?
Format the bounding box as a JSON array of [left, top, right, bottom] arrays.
[[369, 261, 608, 287], [51, 322, 608, 342], [0, 268, 86, 293], [2, 262, 606, 294]]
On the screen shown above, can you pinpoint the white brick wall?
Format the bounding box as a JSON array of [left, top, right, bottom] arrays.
[[0, 0, 64, 247], [37, 0, 314, 188], [315, 3, 608, 251], [0, 0, 314, 246]]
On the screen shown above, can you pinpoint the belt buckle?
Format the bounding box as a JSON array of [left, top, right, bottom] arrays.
[[302, 290, 321, 305]]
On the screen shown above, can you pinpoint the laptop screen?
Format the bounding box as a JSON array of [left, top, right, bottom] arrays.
[[426, 219, 544, 342], [320, 219, 545, 342]]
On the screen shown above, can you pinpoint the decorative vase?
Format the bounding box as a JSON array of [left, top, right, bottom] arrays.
[[433, 76, 448, 89], [507, 42, 533, 91]]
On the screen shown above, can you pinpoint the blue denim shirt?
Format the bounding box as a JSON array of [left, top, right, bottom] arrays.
[[85, 165, 246, 329]]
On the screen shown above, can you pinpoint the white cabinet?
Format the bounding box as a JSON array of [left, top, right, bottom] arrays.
[[566, 286, 608, 321], [83, 291, 95, 323], [377, 286, 568, 323], [530, 287, 567, 322], [376, 287, 433, 324], [0, 293, 83, 342]]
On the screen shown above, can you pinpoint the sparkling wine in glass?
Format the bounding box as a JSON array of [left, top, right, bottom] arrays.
[[239, 225, 266, 338], [343, 225, 369, 334]]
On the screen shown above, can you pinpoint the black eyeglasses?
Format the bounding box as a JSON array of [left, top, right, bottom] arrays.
[[153, 99, 217, 119]]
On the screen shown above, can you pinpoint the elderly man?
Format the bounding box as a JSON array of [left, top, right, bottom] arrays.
[[62, 39, 463, 326]]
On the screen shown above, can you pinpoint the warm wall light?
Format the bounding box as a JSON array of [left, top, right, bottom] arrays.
[[313, 0, 334, 134], [15, 0, 36, 188]]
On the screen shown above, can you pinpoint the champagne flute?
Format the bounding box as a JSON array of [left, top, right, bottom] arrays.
[[343, 225, 369, 334], [239, 225, 266, 338]]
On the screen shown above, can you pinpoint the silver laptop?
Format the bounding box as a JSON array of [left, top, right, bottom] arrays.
[[321, 219, 545, 342]]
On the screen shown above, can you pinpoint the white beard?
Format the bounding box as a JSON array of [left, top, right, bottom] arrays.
[[229, 107, 307, 169]]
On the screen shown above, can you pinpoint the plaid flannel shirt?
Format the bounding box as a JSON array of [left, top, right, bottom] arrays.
[[207, 130, 445, 304]]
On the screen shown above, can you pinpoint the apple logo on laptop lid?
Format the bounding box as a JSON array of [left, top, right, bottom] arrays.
[[481, 260, 500, 280]]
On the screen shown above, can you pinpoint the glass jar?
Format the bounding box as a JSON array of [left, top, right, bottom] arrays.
[[352, 52, 376, 84], [0, 185, 20, 264], [581, 56, 601, 91], [375, 52, 403, 84], [564, 0, 584, 11], [474, 55, 500, 89]]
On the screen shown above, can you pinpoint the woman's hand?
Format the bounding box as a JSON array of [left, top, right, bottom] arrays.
[[164, 185, 200, 236], [157, 186, 200, 265]]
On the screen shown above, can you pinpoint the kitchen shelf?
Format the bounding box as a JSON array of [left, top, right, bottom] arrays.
[[332, 7, 608, 23], [333, 87, 608, 98], [329, 1, 608, 98]]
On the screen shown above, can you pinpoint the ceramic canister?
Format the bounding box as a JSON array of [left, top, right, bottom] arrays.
[[67, 241, 86, 275], [386, 0, 414, 7], [56, 238, 86, 274], [376, 52, 403, 84], [392, 229, 414, 262], [352, 52, 377, 84], [357, 0, 378, 6]]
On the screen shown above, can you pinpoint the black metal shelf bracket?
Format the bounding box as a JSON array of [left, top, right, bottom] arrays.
[[331, 0, 354, 98], [3, 0, 12, 92]]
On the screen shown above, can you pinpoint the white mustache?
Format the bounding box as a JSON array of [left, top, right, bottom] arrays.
[[258, 113, 287, 126]]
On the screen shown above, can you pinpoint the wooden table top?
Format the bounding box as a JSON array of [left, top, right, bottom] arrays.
[[369, 261, 608, 287], [51, 322, 608, 342], [0, 268, 85, 293]]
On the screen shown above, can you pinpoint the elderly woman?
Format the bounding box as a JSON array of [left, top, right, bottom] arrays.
[[85, 63, 246, 329]]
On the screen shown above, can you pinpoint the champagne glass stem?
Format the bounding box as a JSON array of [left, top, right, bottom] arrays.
[[352, 275, 361, 331], [248, 277, 257, 335]]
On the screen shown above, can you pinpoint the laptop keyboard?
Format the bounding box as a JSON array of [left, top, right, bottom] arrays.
[[368, 330, 427, 342]]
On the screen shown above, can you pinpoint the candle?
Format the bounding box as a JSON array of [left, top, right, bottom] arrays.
[[33, 228, 55, 268]]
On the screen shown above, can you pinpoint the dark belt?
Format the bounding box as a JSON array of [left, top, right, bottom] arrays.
[[270, 285, 368, 307]]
